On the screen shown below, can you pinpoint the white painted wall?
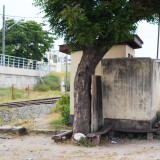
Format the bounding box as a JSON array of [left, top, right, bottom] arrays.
[[70, 51, 83, 115]]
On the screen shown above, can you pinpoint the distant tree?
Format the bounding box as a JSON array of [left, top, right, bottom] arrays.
[[0, 19, 55, 61], [34, 0, 160, 135]]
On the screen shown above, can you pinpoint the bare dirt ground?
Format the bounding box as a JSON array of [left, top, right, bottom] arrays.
[[1, 133, 160, 160], [1, 111, 160, 160]]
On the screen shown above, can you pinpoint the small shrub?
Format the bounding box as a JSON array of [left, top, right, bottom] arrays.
[[33, 84, 50, 92], [76, 138, 94, 147], [157, 111, 160, 122], [51, 94, 70, 125], [61, 104, 70, 125], [54, 94, 70, 112], [34, 73, 61, 91], [43, 74, 60, 91]]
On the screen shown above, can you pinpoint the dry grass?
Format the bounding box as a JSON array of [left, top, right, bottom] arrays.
[[0, 87, 70, 131], [7, 111, 71, 131], [0, 88, 62, 103]]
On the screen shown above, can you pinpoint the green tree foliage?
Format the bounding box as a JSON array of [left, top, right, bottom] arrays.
[[34, 0, 160, 134], [34, 0, 160, 50], [0, 19, 55, 61]]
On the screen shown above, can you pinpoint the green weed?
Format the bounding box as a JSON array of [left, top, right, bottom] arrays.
[[50, 94, 70, 126]]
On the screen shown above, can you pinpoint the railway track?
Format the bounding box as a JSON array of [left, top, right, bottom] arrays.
[[0, 97, 60, 107]]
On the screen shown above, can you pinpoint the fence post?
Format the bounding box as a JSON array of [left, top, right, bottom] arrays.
[[18, 58, 20, 68], [35, 61, 37, 70], [23, 58, 24, 69], [31, 61, 33, 69], [28, 85, 29, 98], [12, 84, 14, 100], [7, 55, 9, 67], [13, 57, 15, 67]]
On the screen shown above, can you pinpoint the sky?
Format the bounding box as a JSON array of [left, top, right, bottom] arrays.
[[0, 0, 159, 58]]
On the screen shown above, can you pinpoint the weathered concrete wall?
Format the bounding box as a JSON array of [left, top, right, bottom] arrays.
[[151, 60, 160, 115], [102, 58, 156, 124], [0, 66, 49, 88], [70, 45, 134, 115]]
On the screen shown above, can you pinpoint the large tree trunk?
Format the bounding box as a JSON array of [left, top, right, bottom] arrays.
[[73, 47, 107, 135]]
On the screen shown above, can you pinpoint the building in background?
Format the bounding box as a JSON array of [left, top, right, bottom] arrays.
[[45, 50, 71, 72]]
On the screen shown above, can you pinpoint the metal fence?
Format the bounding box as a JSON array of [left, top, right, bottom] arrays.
[[0, 54, 50, 71]]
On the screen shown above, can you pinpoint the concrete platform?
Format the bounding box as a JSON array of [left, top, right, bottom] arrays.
[[0, 126, 27, 135]]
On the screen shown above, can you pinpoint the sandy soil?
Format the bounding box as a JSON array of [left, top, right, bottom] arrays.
[[0, 134, 160, 160], [1, 109, 160, 160]]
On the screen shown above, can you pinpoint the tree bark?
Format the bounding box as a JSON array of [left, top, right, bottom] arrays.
[[73, 47, 107, 135]]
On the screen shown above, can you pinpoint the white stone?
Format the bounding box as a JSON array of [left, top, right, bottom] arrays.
[[74, 133, 86, 142]]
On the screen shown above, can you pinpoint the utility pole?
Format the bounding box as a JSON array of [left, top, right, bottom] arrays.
[[157, 22, 160, 59], [65, 54, 68, 92], [2, 5, 5, 65]]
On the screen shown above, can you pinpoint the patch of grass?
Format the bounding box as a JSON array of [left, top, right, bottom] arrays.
[[0, 107, 12, 112], [33, 84, 50, 92], [76, 138, 94, 147], [50, 71, 70, 91], [50, 120, 71, 130], [34, 73, 61, 91], [50, 114, 71, 130], [29, 90, 62, 100], [51, 119, 63, 125], [13, 120, 29, 126], [0, 87, 27, 102], [0, 88, 62, 103]]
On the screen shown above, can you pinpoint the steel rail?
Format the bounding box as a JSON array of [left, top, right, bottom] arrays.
[[0, 97, 60, 107]]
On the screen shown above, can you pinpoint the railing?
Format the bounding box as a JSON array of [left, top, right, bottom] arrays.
[[0, 54, 50, 71]]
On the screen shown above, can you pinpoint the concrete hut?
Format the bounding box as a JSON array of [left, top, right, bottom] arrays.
[[59, 35, 160, 130]]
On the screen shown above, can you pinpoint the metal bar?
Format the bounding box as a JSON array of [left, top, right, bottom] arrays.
[[7, 55, 9, 67], [35, 61, 37, 70], [2, 5, 5, 66], [32, 61, 33, 69], [23, 58, 24, 68], [18, 58, 19, 68], [0, 54, 51, 71], [157, 23, 160, 59], [13, 57, 15, 67], [65, 54, 68, 92]]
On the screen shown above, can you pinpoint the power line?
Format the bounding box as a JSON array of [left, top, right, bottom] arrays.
[[0, 14, 43, 19]]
